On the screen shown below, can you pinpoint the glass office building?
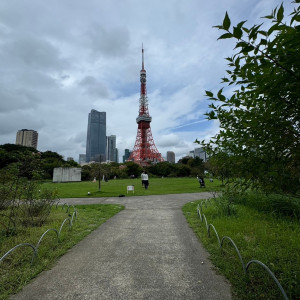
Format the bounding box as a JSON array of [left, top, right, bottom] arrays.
[[86, 109, 106, 162], [107, 135, 118, 162]]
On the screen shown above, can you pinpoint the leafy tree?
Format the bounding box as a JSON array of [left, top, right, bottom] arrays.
[[147, 161, 176, 177], [81, 165, 92, 181], [124, 161, 143, 178], [205, 152, 232, 185], [175, 164, 191, 177], [200, 2, 300, 194]]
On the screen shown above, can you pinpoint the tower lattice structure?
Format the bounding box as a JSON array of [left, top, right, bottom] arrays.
[[129, 47, 164, 165]]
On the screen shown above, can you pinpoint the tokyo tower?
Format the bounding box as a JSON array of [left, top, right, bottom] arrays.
[[128, 46, 164, 165]]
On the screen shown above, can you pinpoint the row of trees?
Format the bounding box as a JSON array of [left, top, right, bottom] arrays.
[[198, 2, 299, 195], [0, 143, 209, 182], [81, 157, 206, 181]]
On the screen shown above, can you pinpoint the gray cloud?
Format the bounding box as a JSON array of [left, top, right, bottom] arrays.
[[85, 26, 130, 57], [79, 76, 109, 98], [0, 0, 295, 162]]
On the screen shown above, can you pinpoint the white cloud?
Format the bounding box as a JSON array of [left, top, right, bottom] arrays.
[[0, 0, 295, 162]]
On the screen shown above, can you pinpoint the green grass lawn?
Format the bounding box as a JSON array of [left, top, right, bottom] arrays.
[[182, 200, 300, 300], [0, 204, 124, 299], [41, 177, 223, 198]]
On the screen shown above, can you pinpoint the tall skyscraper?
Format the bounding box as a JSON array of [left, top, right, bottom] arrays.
[[123, 149, 132, 163], [86, 109, 106, 162], [79, 154, 86, 165], [107, 135, 118, 162], [16, 129, 38, 149], [166, 151, 175, 163], [194, 147, 207, 162]]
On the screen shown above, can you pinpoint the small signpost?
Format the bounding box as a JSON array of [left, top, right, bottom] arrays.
[[127, 185, 134, 194]]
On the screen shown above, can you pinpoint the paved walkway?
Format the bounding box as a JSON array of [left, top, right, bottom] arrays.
[[12, 193, 231, 300]]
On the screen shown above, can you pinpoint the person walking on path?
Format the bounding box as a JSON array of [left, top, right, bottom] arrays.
[[141, 171, 149, 189]]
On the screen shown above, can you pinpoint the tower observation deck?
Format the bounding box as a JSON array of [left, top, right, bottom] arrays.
[[128, 46, 164, 165]]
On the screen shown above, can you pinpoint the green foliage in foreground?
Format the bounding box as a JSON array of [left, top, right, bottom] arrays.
[[41, 177, 223, 198], [200, 2, 300, 194], [182, 199, 300, 300], [0, 204, 124, 299]]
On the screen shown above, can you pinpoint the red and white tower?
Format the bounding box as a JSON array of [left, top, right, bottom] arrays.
[[129, 46, 164, 165]]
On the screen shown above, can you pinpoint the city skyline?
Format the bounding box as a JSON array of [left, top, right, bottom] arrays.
[[0, 1, 294, 162]]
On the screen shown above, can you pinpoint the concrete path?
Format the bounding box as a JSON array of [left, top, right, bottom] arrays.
[[12, 193, 231, 300]]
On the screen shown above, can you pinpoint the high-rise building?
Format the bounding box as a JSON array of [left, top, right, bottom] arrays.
[[115, 148, 119, 163], [79, 154, 86, 165], [16, 129, 38, 149], [107, 135, 118, 162], [194, 147, 207, 162], [123, 149, 132, 163], [166, 151, 175, 163], [188, 150, 195, 158], [86, 109, 106, 162]]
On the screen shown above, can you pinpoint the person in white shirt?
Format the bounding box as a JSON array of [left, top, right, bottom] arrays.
[[141, 171, 149, 189]]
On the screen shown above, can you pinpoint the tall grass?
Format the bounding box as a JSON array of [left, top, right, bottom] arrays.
[[0, 204, 124, 299], [183, 197, 300, 299]]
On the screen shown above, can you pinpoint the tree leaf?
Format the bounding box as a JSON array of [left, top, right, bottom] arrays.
[[218, 33, 233, 40], [213, 25, 223, 29], [223, 12, 231, 31], [267, 23, 279, 35], [263, 15, 274, 19], [237, 20, 247, 28], [260, 38, 268, 45], [241, 44, 255, 53], [234, 41, 248, 49], [277, 3, 284, 23], [205, 90, 214, 97], [217, 89, 226, 101], [233, 26, 243, 39]]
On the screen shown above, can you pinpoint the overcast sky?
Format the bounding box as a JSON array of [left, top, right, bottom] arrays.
[[0, 0, 295, 162]]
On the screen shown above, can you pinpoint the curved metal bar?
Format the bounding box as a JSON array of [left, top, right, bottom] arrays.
[[71, 211, 77, 226], [35, 228, 59, 251], [246, 260, 289, 300], [207, 224, 221, 247], [61, 203, 67, 210], [58, 218, 72, 240], [197, 204, 203, 221], [202, 214, 208, 231], [67, 205, 76, 214], [55, 201, 61, 209], [0, 243, 37, 265], [220, 236, 246, 274], [200, 206, 204, 221]]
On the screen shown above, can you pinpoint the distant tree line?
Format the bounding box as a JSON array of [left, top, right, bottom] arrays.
[[81, 157, 206, 181], [0, 143, 80, 180]]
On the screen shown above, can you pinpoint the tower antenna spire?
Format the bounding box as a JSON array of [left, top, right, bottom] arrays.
[[142, 43, 144, 70]]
